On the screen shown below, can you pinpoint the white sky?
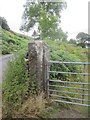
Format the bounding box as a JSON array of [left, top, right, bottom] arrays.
[[61, 0, 89, 39], [0, 0, 89, 39]]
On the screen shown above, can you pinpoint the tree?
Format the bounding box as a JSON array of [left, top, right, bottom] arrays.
[[69, 39, 76, 45], [76, 32, 90, 48], [52, 28, 68, 41], [20, 0, 67, 40], [0, 17, 10, 31]]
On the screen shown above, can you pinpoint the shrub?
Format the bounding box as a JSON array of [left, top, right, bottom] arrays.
[[2, 50, 29, 117]]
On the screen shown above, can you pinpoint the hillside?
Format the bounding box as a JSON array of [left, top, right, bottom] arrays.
[[0, 28, 32, 55], [44, 38, 88, 62]]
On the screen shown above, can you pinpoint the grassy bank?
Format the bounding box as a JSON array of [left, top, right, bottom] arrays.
[[1, 28, 32, 55]]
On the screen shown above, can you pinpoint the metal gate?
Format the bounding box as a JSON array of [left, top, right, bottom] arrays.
[[47, 61, 90, 107]]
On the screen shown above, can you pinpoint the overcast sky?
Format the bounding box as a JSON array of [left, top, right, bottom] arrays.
[[0, 0, 89, 39]]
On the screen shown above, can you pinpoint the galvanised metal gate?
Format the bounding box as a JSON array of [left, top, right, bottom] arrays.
[[47, 61, 90, 107]]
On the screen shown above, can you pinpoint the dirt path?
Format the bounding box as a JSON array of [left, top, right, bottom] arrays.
[[51, 106, 88, 118], [54, 108, 85, 118], [0, 54, 13, 82]]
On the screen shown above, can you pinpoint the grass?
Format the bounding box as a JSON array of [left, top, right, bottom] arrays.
[[1, 28, 32, 55], [38, 102, 60, 118], [75, 106, 89, 117]]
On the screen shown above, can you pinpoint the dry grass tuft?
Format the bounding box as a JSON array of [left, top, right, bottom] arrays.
[[15, 92, 46, 118]]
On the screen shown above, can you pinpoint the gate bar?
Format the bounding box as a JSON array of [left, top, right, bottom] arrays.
[[49, 71, 90, 75], [49, 94, 90, 102], [49, 89, 89, 96], [49, 79, 90, 85], [53, 99, 90, 107], [49, 61, 90, 65], [48, 84, 90, 91]]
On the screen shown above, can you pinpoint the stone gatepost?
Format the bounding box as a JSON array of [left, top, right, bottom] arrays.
[[28, 40, 49, 93]]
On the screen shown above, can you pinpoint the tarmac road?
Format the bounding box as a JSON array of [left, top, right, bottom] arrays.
[[0, 54, 13, 83]]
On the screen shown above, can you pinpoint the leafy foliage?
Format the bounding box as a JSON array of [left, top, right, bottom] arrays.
[[69, 39, 77, 45], [20, 0, 67, 40], [44, 38, 87, 62], [76, 32, 90, 48]]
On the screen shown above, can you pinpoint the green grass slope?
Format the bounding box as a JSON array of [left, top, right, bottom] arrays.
[[44, 38, 88, 62], [0, 28, 32, 55]]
